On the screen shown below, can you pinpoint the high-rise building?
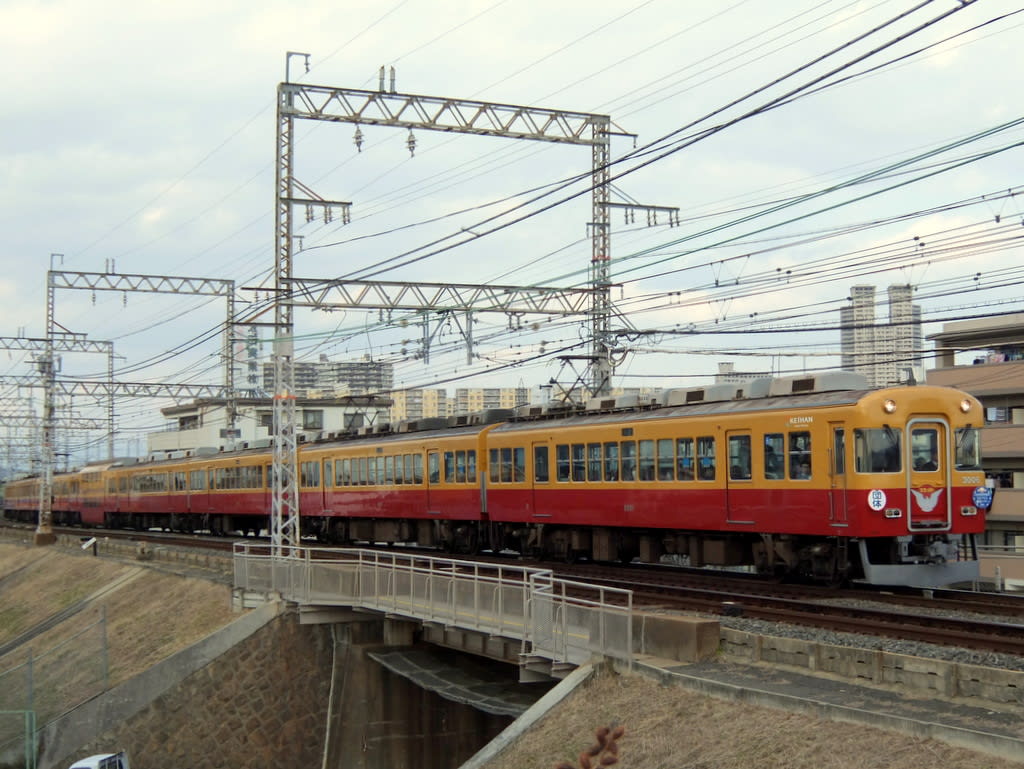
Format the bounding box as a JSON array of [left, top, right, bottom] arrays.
[[261, 355, 393, 397], [840, 284, 921, 388]]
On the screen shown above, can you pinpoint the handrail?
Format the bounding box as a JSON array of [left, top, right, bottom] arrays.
[[233, 543, 633, 666]]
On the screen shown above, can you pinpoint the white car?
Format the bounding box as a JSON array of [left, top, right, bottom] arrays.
[[67, 752, 130, 769]]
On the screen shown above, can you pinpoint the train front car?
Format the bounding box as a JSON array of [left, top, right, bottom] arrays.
[[844, 385, 987, 587]]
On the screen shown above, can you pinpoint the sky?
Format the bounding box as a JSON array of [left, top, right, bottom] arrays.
[[1, 0, 1022, 464]]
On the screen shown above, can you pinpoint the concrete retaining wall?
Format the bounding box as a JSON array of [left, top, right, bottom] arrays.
[[721, 627, 1024, 705], [40, 603, 513, 769]]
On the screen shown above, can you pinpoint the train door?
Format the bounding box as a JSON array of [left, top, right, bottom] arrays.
[[321, 458, 332, 513], [828, 424, 848, 526], [725, 431, 755, 524], [532, 442, 550, 516], [906, 419, 951, 531], [426, 450, 440, 513]]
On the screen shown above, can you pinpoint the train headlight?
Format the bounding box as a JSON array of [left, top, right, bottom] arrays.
[[882, 399, 896, 414], [959, 398, 972, 413]]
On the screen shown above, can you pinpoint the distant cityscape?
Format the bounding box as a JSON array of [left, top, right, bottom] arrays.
[[245, 282, 925, 422]]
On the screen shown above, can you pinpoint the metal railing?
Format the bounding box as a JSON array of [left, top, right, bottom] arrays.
[[233, 543, 633, 667]]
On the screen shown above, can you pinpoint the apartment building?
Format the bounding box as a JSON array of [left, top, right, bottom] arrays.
[[261, 355, 393, 397], [926, 313, 1024, 586], [388, 388, 450, 421]]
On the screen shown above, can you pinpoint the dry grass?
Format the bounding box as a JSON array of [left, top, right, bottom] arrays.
[[483, 668, 1023, 769], [2, 541, 1019, 768], [0, 542, 237, 718]]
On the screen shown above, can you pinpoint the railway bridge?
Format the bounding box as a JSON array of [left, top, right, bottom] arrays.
[[230, 543, 698, 682]]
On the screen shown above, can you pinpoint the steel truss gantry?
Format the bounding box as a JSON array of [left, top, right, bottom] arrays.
[[0, 334, 116, 458], [270, 59, 679, 553], [271, 63, 626, 554], [269, 276, 597, 364], [29, 268, 240, 543]]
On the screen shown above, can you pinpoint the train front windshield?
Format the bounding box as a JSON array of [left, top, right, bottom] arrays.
[[955, 427, 982, 470], [854, 428, 901, 474]]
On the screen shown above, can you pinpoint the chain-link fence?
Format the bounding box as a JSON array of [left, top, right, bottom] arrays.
[[0, 611, 108, 767], [0, 711, 36, 769]]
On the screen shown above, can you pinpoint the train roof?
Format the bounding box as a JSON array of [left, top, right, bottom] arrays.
[[491, 387, 876, 434], [35, 374, 975, 472]]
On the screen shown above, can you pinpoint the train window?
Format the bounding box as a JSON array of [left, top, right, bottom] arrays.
[[657, 439, 674, 480], [556, 445, 571, 482], [394, 455, 404, 485], [173, 472, 187, 492], [249, 466, 263, 488], [300, 461, 320, 488], [336, 459, 349, 486], [510, 448, 523, 481], [405, 455, 415, 484], [833, 429, 845, 475], [764, 434, 784, 479], [789, 432, 811, 479], [377, 457, 387, 485], [385, 456, 395, 485], [501, 447, 513, 483], [955, 428, 981, 470], [572, 444, 586, 481], [911, 428, 939, 471], [413, 454, 424, 484], [696, 437, 715, 481], [455, 451, 467, 483], [323, 461, 333, 488], [638, 440, 655, 481], [489, 449, 501, 482], [620, 441, 637, 482], [366, 457, 376, 486], [587, 443, 602, 481], [853, 428, 901, 473], [442, 452, 455, 483], [359, 457, 369, 486], [603, 442, 619, 481], [428, 453, 440, 484], [119, 477, 128, 493], [728, 436, 752, 480], [468, 450, 478, 483], [535, 445, 550, 482], [676, 438, 694, 481]]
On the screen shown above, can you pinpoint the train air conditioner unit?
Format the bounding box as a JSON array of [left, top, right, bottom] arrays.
[[768, 371, 870, 397]]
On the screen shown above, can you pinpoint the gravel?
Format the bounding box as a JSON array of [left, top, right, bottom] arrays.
[[715, 609, 1024, 672]]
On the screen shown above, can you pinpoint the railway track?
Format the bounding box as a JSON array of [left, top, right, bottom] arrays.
[[550, 563, 1024, 657], [5, 522, 1023, 658]]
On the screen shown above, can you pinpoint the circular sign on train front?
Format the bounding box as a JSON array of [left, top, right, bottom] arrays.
[[867, 489, 887, 511], [972, 486, 994, 510]]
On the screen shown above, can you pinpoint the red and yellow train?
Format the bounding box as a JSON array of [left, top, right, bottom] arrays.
[[3, 372, 991, 587]]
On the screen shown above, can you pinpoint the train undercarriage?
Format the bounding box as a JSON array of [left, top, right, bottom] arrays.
[[3, 507, 978, 587]]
